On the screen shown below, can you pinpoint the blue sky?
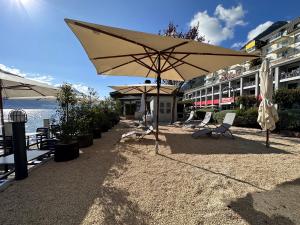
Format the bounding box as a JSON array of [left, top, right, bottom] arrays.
[[0, 0, 299, 98]]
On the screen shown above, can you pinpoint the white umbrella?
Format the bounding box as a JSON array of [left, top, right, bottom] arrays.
[[65, 18, 258, 153], [257, 59, 279, 147], [110, 83, 176, 126], [0, 69, 59, 153]]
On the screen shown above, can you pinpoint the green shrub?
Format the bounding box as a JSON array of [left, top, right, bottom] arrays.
[[195, 109, 214, 120], [235, 107, 259, 128], [277, 109, 300, 131], [236, 95, 259, 109], [274, 88, 300, 109], [213, 108, 260, 128], [213, 110, 237, 123]]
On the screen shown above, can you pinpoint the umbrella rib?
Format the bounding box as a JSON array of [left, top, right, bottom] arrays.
[[146, 54, 159, 78], [161, 54, 189, 73], [91, 53, 149, 60], [100, 54, 152, 74], [161, 41, 189, 52], [167, 54, 210, 73], [143, 47, 158, 71], [72, 21, 159, 52], [164, 51, 259, 58], [161, 48, 175, 71], [131, 56, 157, 73], [122, 87, 139, 94], [160, 54, 186, 81]]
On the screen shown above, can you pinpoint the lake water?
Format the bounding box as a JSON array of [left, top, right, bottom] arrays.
[[3, 99, 57, 133], [3, 109, 56, 133]]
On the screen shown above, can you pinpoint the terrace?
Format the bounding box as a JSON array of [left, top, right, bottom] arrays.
[[0, 121, 299, 225]]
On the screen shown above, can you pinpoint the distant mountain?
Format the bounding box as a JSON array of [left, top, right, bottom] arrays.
[[4, 99, 58, 109]]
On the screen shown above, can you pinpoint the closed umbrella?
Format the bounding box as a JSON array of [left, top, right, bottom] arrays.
[[0, 69, 59, 154], [110, 83, 176, 126], [257, 59, 279, 147], [65, 18, 258, 152]]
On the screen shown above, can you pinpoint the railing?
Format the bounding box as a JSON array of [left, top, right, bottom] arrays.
[[280, 68, 300, 80], [244, 81, 255, 87]]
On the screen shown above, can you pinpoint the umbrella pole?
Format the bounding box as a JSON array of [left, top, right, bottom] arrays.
[[144, 91, 147, 127], [0, 82, 7, 168], [266, 129, 270, 148], [155, 55, 161, 154]]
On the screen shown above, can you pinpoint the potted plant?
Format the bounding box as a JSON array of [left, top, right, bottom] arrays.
[[92, 107, 102, 138], [75, 100, 94, 148], [54, 83, 79, 162]]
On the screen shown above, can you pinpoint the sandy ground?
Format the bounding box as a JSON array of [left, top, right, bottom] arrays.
[[0, 120, 300, 225]]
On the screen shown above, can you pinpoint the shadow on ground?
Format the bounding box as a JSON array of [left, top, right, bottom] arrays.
[[0, 121, 151, 225], [164, 132, 290, 154], [227, 178, 300, 225]]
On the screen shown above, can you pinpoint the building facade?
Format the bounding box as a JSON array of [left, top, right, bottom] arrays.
[[183, 17, 300, 109]]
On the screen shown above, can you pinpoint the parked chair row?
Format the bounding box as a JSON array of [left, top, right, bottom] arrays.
[[120, 112, 236, 141]]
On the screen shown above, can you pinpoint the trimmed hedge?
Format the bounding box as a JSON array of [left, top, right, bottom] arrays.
[[277, 109, 300, 131], [213, 108, 260, 128], [274, 88, 300, 109], [193, 107, 299, 131]]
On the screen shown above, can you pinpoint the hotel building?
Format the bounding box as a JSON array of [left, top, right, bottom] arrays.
[[183, 17, 300, 109]]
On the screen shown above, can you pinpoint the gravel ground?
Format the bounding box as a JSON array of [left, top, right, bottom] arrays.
[[0, 120, 299, 225]]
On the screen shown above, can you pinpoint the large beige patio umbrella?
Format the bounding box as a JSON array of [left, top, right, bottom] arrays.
[[257, 59, 279, 147], [65, 18, 258, 152], [110, 83, 176, 126], [0, 69, 59, 154]]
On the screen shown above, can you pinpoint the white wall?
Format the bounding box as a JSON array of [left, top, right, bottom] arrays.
[[150, 96, 177, 123]]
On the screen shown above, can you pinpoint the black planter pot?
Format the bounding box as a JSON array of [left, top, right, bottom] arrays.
[[54, 141, 79, 162], [78, 134, 93, 148], [102, 126, 109, 132], [93, 128, 102, 139]]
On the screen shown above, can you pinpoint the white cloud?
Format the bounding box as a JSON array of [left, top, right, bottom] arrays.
[[247, 21, 273, 41], [215, 4, 247, 27], [231, 21, 273, 49], [0, 63, 54, 85], [72, 83, 90, 95], [189, 4, 246, 45], [231, 42, 244, 49]]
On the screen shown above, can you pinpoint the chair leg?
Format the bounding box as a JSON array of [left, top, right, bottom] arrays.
[[227, 130, 234, 139]]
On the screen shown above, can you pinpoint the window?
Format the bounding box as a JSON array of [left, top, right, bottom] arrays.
[[166, 102, 171, 114], [295, 34, 300, 43], [160, 102, 165, 114]]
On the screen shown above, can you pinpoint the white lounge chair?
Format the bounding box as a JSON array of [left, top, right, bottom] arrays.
[[174, 110, 195, 126], [121, 126, 154, 140], [185, 111, 212, 129], [192, 113, 236, 139]]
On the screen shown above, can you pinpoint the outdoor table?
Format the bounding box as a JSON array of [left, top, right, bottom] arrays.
[[0, 150, 51, 165]]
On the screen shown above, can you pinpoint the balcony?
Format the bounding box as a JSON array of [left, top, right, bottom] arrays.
[[244, 81, 255, 87], [280, 68, 300, 80]]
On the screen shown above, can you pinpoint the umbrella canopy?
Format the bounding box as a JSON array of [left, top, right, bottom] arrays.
[[109, 83, 176, 95], [0, 69, 59, 154], [0, 69, 58, 99], [110, 84, 176, 126], [65, 18, 258, 152], [65, 19, 258, 81], [257, 59, 279, 146]]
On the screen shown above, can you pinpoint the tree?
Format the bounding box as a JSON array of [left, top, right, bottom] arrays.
[[159, 22, 206, 123]]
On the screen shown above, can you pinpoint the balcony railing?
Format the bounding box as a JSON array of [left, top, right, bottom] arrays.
[[280, 68, 300, 80], [244, 81, 255, 87]]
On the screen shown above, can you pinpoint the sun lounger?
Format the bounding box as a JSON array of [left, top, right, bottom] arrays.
[[174, 110, 195, 125], [184, 111, 212, 129], [192, 113, 236, 139], [121, 126, 154, 140]]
